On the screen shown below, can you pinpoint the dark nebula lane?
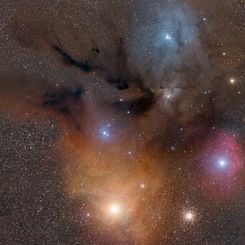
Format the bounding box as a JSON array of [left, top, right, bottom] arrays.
[[0, 0, 244, 244]]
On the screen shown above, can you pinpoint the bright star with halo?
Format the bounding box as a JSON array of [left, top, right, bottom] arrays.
[[183, 210, 195, 222], [108, 203, 121, 217]]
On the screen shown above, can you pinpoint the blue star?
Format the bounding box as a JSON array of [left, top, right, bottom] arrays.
[[218, 158, 227, 168], [165, 33, 172, 40], [99, 124, 111, 140], [102, 130, 109, 137]]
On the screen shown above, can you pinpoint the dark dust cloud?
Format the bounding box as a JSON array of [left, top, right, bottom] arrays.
[[0, 0, 244, 244]]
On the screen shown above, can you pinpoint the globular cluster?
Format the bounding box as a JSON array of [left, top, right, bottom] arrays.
[[0, 0, 244, 244]]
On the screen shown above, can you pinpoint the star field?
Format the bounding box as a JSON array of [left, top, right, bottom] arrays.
[[0, 0, 244, 244]]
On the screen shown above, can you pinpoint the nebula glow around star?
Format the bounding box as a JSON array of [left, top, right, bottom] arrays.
[[0, 0, 244, 244], [199, 132, 244, 200]]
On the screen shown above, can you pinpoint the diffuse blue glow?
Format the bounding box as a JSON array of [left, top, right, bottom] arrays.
[[165, 33, 172, 40], [128, 3, 205, 86], [218, 158, 228, 168], [154, 6, 198, 52], [102, 130, 110, 137], [99, 124, 111, 140]]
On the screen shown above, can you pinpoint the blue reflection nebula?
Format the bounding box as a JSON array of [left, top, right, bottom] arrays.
[[99, 124, 111, 140], [218, 159, 227, 168]]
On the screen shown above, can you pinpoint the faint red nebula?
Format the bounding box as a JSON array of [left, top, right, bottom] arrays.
[[198, 132, 244, 201]]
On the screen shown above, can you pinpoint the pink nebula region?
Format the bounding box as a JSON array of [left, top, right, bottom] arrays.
[[199, 132, 244, 200]]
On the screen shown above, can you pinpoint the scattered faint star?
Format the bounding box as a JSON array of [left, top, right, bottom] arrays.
[[0, 1, 244, 244]]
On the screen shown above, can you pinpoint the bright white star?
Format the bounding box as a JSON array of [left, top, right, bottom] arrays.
[[218, 159, 227, 168], [99, 124, 111, 140], [102, 130, 109, 137], [184, 211, 195, 222], [165, 33, 172, 40], [108, 203, 121, 217]]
